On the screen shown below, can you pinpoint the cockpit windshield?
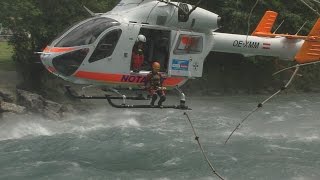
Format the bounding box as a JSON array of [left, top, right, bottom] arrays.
[[55, 17, 120, 47]]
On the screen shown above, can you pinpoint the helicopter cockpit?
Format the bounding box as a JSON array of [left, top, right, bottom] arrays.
[[41, 17, 122, 77], [53, 17, 120, 47]]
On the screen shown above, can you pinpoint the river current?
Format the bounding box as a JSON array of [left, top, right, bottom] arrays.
[[0, 93, 319, 180]]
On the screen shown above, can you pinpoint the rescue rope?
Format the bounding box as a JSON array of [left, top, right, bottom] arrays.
[[273, 61, 320, 76], [311, 0, 320, 4], [246, 0, 260, 38], [224, 65, 300, 144], [299, 0, 320, 16], [183, 112, 225, 180], [245, 0, 260, 44]]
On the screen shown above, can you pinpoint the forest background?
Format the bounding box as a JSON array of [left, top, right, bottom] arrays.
[[1, 0, 320, 97]]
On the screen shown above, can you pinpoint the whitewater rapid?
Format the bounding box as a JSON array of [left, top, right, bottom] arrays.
[[0, 94, 319, 180]]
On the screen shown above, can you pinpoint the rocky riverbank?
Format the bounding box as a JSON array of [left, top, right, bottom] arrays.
[[0, 88, 83, 120], [0, 70, 88, 120]]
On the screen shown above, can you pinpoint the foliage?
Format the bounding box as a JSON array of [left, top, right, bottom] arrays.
[[0, 0, 117, 91], [0, 41, 15, 71]]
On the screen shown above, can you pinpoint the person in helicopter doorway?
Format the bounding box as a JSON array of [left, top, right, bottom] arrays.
[[144, 62, 166, 107], [132, 34, 146, 73]]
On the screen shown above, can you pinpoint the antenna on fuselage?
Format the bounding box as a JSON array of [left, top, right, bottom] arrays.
[[295, 21, 308, 35], [272, 20, 285, 34], [83, 6, 103, 17], [187, 0, 203, 17]]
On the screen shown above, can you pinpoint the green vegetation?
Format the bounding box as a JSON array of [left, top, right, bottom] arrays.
[[0, 41, 15, 71], [0, 0, 118, 90]]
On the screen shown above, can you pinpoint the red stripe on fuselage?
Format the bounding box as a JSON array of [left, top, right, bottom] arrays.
[[74, 71, 186, 87]]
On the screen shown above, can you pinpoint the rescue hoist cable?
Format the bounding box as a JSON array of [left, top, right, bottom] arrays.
[[246, 0, 260, 38], [245, 0, 260, 44], [273, 61, 320, 76], [224, 65, 300, 144], [299, 0, 320, 16], [183, 112, 225, 180], [311, 0, 320, 4]]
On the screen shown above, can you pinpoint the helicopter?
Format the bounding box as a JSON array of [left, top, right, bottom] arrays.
[[40, 0, 320, 109]]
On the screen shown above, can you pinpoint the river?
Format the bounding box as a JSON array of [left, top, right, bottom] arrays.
[[0, 93, 319, 180]]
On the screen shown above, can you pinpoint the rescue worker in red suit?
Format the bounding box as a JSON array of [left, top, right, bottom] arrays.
[[144, 62, 166, 106], [132, 34, 146, 73]]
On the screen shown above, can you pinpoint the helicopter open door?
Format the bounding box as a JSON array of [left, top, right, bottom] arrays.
[[168, 31, 205, 77]]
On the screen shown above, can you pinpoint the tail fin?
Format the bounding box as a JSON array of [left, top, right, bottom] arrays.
[[308, 18, 320, 37], [252, 11, 278, 36], [295, 41, 320, 63], [295, 18, 320, 64]]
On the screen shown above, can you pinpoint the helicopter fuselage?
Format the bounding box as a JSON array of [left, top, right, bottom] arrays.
[[40, 1, 307, 89]]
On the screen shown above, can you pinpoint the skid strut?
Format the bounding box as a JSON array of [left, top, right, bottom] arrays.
[[65, 85, 191, 110]]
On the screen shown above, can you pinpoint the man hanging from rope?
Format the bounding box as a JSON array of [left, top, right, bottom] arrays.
[[144, 61, 166, 107]]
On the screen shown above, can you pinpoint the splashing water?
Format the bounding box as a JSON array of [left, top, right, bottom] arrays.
[[0, 94, 319, 180]]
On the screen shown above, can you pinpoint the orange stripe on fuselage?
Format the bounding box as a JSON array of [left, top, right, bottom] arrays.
[[47, 66, 57, 73], [74, 71, 186, 87], [43, 46, 76, 53]]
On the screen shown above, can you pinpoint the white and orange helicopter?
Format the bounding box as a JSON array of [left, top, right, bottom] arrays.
[[39, 0, 320, 109]]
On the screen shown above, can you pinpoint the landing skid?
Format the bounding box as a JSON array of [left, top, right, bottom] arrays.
[[65, 86, 191, 110]]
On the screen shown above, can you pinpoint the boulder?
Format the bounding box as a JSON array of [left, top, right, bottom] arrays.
[[42, 107, 61, 120], [0, 101, 26, 114], [16, 89, 45, 113], [44, 100, 63, 113], [16, 89, 64, 120], [0, 88, 15, 103]]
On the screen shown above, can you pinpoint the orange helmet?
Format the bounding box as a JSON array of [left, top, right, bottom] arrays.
[[152, 62, 160, 70]]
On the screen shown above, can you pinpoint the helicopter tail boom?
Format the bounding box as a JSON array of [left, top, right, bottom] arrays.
[[211, 11, 320, 63], [211, 32, 303, 60]]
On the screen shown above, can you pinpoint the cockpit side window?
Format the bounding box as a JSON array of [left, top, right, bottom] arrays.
[[55, 18, 120, 47], [89, 29, 122, 63]]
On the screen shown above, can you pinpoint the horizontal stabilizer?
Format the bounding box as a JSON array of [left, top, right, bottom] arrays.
[[295, 41, 320, 63], [252, 11, 278, 36]]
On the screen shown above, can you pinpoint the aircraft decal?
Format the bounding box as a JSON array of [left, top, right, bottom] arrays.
[[178, 36, 194, 50], [74, 71, 186, 87], [233, 40, 260, 49], [121, 75, 147, 84], [172, 59, 189, 71], [262, 43, 271, 49], [193, 62, 199, 71]]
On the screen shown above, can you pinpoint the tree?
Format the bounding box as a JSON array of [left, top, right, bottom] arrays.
[[0, 0, 117, 91]]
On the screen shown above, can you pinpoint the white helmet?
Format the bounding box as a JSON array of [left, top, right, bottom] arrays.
[[136, 34, 146, 43]]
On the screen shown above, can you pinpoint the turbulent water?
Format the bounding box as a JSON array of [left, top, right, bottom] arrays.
[[0, 93, 320, 180]]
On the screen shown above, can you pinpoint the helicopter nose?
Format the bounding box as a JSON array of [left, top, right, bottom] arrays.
[[40, 51, 56, 73], [40, 46, 90, 76]]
